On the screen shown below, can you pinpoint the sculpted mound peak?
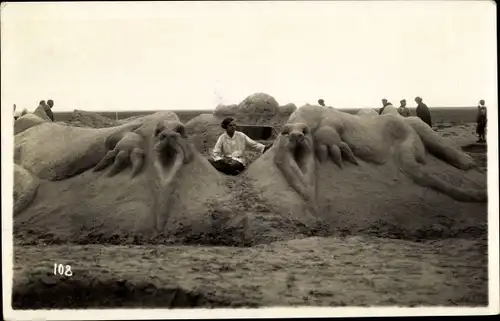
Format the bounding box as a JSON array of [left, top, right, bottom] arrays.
[[186, 93, 294, 159], [68, 109, 121, 128], [214, 93, 296, 125]]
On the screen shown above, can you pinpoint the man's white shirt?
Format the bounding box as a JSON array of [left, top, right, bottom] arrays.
[[212, 131, 265, 166]]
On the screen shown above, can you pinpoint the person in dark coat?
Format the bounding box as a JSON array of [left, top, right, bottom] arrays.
[[415, 96, 432, 127], [34, 100, 55, 121], [46, 99, 55, 121], [476, 100, 487, 143]]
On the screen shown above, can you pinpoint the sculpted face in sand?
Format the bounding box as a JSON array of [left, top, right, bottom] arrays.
[[154, 121, 193, 165], [274, 122, 316, 202], [273, 104, 486, 204]]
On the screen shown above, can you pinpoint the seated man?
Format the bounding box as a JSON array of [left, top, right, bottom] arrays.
[[209, 117, 272, 175]]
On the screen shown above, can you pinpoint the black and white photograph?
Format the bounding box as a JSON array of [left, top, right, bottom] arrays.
[[2, 1, 498, 319]]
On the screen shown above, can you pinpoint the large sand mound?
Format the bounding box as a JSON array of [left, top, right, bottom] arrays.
[[14, 113, 47, 135], [213, 93, 296, 126], [247, 147, 486, 240], [186, 93, 295, 159], [66, 109, 121, 128], [13, 100, 488, 246], [380, 104, 399, 115], [14, 121, 142, 181], [356, 108, 378, 117]]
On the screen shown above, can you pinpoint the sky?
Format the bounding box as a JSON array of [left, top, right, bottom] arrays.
[[1, 1, 497, 112]]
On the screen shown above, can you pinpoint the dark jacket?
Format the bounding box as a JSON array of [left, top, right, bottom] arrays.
[[476, 107, 487, 134], [43, 105, 55, 121], [416, 102, 432, 127], [476, 106, 487, 122]]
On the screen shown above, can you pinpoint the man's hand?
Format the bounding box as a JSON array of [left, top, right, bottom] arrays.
[[263, 142, 273, 153]]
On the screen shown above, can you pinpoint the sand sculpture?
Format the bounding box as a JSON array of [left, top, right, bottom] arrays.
[[13, 94, 487, 245], [14, 113, 48, 135], [379, 104, 400, 116], [14, 164, 40, 215], [267, 104, 486, 204]]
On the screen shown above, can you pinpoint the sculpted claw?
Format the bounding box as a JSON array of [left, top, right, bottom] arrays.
[[339, 142, 358, 165], [328, 144, 343, 168], [94, 132, 145, 178], [313, 126, 358, 168]]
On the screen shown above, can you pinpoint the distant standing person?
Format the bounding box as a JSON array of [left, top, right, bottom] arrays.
[[34, 100, 55, 121], [13, 104, 22, 120], [46, 99, 55, 121], [415, 96, 432, 127], [209, 117, 272, 175], [476, 100, 487, 143], [477, 99, 486, 117], [378, 98, 392, 115], [397, 99, 411, 117]]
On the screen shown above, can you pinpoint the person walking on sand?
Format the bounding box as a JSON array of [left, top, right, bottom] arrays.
[[209, 117, 272, 176], [476, 100, 487, 143], [397, 99, 411, 117], [415, 96, 432, 127]]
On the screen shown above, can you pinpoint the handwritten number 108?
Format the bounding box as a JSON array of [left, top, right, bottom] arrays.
[[54, 263, 73, 276]]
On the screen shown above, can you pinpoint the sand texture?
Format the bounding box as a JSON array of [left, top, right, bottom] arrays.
[[13, 237, 487, 308]]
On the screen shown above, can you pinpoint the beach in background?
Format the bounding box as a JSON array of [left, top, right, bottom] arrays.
[[51, 107, 482, 125]]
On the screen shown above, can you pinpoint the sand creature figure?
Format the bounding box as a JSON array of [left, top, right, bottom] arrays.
[[14, 111, 230, 241], [272, 104, 486, 205], [209, 117, 271, 175]]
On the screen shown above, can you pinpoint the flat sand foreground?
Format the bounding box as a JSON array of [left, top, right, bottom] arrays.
[[13, 236, 487, 308]]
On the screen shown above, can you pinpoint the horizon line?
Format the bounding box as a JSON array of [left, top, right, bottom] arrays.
[[49, 106, 483, 113]]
